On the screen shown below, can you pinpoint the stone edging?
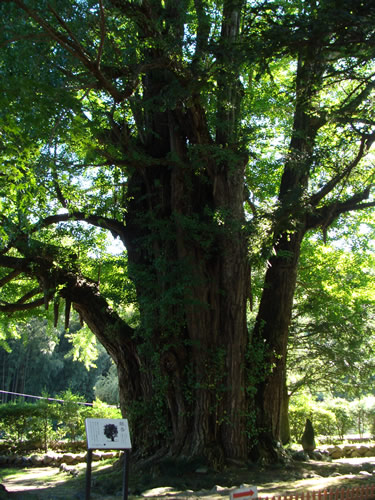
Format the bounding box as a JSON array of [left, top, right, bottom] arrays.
[[326, 444, 375, 459], [0, 450, 120, 468], [1, 444, 375, 469]]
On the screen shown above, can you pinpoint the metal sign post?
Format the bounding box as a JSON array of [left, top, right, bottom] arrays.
[[85, 450, 93, 500], [122, 449, 130, 500], [85, 418, 132, 500]]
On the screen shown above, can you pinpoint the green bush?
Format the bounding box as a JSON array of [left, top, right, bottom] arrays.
[[0, 392, 121, 453], [289, 392, 314, 442], [54, 389, 86, 442], [28, 399, 60, 452], [289, 392, 336, 443], [311, 407, 336, 440], [87, 398, 123, 420], [322, 398, 353, 440], [0, 402, 36, 449]]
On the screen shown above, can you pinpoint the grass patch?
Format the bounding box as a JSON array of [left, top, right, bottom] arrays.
[[0, 467, 21, 482]]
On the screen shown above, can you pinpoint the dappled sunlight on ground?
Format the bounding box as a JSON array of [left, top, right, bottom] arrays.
[[3, 467, 67, 491], [2, 456, 375, 499], [258, 473, 369, 496]]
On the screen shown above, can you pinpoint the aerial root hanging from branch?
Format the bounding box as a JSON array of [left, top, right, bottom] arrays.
[[65, 298, 71, 330]]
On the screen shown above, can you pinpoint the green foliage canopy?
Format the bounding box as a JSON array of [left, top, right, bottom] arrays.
[[288, 237, 375, 398]]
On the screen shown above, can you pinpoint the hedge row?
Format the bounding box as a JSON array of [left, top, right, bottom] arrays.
[[0, 391, 121, 453]]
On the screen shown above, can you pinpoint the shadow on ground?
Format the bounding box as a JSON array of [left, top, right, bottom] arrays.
[[2, 456, 375, 499]]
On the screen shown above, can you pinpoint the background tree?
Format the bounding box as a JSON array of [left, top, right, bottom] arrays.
[[0, 316, 113, 403], [94, 364, 120, 406], [290, 237, 375, 397], [280, 236, 375, 443], [0, 0, 374, 463]]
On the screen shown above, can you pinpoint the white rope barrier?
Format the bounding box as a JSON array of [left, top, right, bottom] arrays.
[[0, 389, 117, 408]]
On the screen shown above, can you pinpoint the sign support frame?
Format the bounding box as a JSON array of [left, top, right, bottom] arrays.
[[84, 418, 131, 500], [85, 449, 130, 500]]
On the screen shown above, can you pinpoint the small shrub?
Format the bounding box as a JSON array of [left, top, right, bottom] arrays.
[[0, 401, 48, 452], [86, 398, 121, 420], [311, 407, 336, 440]]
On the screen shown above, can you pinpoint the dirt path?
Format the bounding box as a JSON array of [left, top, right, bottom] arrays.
[[4, 467, 66, 492], [2, 457, 375, 499]]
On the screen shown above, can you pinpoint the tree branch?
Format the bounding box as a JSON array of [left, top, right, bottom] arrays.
[[47, 3, 92, 59], [0, 251, 135, 352], [0, 31, 49, 47], [11, 0, 126, 102], [38, 212, 127, 242], [332, 77, 375, 122], [0, 211, 127, 259], [306, 186, 375, 231], [15, 288, 41, 304], [0, 269, 22, 287], [0, 255, 32, 271], [192, 0, 211, 64], [215, 0, 244, 145], [0, 297, 45, 313], [309, 133, 375, 207], [96, 0, 106, 68]]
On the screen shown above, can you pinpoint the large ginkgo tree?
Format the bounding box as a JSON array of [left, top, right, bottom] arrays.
[[0, 0, 374, 463]]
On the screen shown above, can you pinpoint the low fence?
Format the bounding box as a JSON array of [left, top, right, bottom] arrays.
[[262, 485, 375, 500]]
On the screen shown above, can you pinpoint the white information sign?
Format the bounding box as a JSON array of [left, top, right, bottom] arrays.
[[230, 486, 258, 500], [85, 418, 132, 450]]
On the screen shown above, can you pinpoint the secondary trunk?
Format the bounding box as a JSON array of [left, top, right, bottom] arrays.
[[252, 228, 304, 458], [280, 383, 291, 445], [249, 47, 324, 457]]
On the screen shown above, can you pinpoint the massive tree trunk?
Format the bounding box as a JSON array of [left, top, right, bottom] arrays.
[[121, 109, 251, 461], [107, 0, 251, 461]]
